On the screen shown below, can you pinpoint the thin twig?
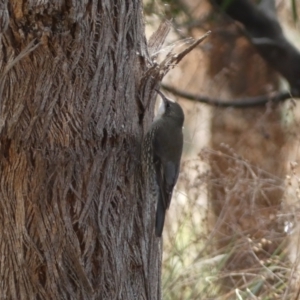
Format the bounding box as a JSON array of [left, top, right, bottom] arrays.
[[169, 31, 211, 65], [162, 84, 297, 108]]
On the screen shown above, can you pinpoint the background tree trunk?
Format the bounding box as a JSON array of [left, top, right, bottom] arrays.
[[0, 1, 162, 299], [208, 24, 288, 295]]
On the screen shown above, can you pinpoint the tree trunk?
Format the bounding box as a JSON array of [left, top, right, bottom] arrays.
[[0, 1, 162, 299]]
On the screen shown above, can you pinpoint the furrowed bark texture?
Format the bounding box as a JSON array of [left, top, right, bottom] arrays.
[[0, 1, 163, 299]]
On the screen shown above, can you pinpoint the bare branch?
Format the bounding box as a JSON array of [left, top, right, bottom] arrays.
[[140, 31, 211, 112], [212, 0, 300, 92], [162, 84, 296, 108], [148, 20, 172, 58], [158, 31, 211, 78], [167, 31, 211, 66]]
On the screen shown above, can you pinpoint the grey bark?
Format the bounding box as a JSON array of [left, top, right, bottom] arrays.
[[0, 1, 163, 299]]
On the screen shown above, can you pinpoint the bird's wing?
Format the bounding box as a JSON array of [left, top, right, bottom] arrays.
[[152, 126, 182, 237], [152, 126, 181, 210], [163, 161, 179, 208], [153, 154, 178, 210]]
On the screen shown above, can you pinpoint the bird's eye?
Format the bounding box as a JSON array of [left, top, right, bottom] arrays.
[[166, 102, 170, 109]]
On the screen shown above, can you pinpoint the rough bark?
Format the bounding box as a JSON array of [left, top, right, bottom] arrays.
[[0, 1, 161, 299], [0, 1, 207, 298]]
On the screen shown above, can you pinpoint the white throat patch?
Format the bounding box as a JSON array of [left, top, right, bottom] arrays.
[[154, 99, 165, 121]]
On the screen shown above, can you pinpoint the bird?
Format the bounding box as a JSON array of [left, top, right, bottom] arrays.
[[143, 89, 184, 237]]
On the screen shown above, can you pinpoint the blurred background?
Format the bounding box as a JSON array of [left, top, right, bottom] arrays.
[[144, 1, 300, 299]]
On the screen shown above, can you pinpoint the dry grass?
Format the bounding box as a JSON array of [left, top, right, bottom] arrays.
[[161, 139, 300, 299]]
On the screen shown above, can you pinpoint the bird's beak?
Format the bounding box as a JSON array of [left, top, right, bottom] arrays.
[[155, 89, 168, 104]]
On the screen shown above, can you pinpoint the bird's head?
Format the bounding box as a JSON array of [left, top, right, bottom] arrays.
[[154, 90, 184, 127]]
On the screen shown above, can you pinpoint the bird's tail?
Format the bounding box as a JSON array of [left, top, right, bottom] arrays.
[[155, 193, 165, 237]]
